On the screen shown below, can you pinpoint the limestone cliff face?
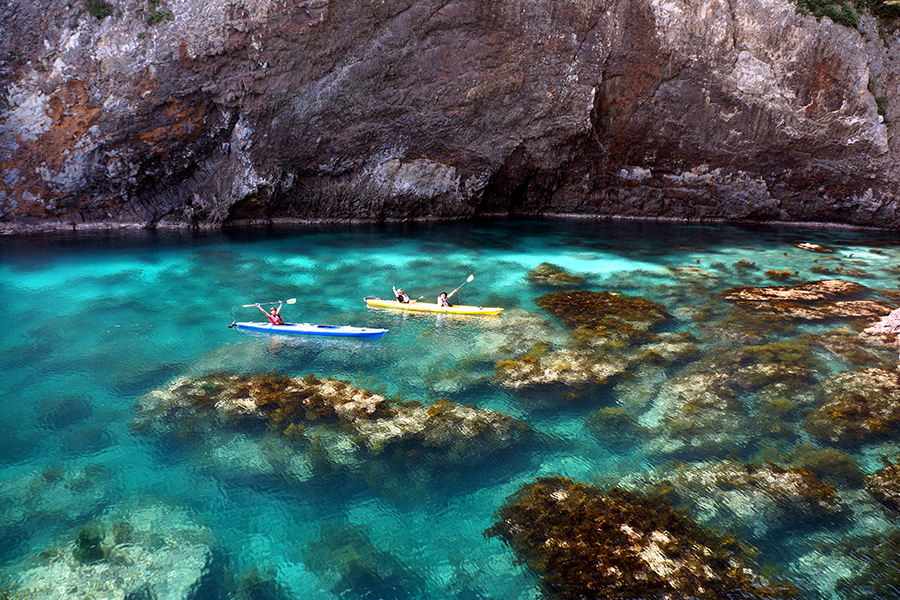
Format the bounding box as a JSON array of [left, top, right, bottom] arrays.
[[2, 0, 899, 231]]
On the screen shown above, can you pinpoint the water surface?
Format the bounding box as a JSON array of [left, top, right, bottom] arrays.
[[2, 219, 900, 599]]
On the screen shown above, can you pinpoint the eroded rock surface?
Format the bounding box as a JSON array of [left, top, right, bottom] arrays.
[[2, 0, 900, 231]]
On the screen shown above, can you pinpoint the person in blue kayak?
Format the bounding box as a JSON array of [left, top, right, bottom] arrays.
[[437, 291, 453, 307], [393, 286, 413, 303], [256, 301, 285, 325]]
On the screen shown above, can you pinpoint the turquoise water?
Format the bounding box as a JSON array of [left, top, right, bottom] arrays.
[[2, 218, 900, 599]]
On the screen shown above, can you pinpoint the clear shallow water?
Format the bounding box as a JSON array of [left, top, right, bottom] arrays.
[[2, 219, 900, 599]]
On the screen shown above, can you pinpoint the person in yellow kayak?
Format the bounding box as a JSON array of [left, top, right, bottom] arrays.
[[437, 291, 453, 307], [393, 286, 413, 303], [256, 301, 285, 325]]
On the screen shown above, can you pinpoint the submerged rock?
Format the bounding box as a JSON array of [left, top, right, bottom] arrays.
[[642, 338, 825, 459], [584, 407, 647, 450], [0, 463, 119, 536], [805, 368, 900, 445], [720, 279, 892, 321], [643, 372, 752, 460], [620, 460, 847, 543], [535, 290, 670, 340], [865, 457, 900, 514], [860, 306, 900, 353], [493, 293, 683, 401], [485, 477, 793, 600], [134, 371, 530, 480], [865, 306, 900, 335], [808, 330, 898, 369], [795, 243, 836, 253], [797, 530, 900, 600], [525, 262, 587, 287], [494, 345, 630, 393], [7, 502, 219, 600]]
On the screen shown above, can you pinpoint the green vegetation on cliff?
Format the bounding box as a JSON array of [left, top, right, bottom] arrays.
[[797, 0, 900, 29]]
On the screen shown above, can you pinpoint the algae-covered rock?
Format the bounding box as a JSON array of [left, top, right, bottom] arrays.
[[864, 306, 900, 335], [485, 477, 793, 600], [643, 372, 753, 460], [584, 407, 647, 449], [788, 444, 865, 487], [620, 460, 847, 543], [865, 457, 900, 514], [535, 290, 670, 342], [638, 331, 701, 367], [808, 330, 898, 370], [804, 368, 900, 445], [494, 346, 630, 393], [134, 371, 530, 480], [720, 279, 892, 321], [525, 262, 587, 287], [7, 502, 219, 600]]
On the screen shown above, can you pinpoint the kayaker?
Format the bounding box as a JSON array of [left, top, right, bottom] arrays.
[[437, 291, 453, 307], [393, 286, 412, 303], [256, 302, 285, 325]]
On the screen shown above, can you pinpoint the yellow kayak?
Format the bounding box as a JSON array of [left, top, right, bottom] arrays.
[[364, 297, 504, 315]]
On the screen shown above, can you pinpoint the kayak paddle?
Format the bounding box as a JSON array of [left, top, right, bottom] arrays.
[[447, 274, 474, 299], [242, 298, 297, 307]]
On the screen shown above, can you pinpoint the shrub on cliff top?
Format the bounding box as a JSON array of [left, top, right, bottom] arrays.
[[85, 0, 114, 19], [797, 0, 900, 29]]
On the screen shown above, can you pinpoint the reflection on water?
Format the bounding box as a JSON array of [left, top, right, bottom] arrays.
[[1, 219, 900, 598]]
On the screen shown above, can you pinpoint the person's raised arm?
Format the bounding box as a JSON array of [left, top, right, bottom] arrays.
[[255, 303, 268, 316]]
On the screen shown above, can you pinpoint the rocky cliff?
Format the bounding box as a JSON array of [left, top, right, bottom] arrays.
[[2, 0, 900, 232]]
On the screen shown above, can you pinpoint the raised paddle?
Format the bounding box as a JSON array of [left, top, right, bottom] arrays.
[[242, 298, 297, 308], [447, 274, 474, 299]]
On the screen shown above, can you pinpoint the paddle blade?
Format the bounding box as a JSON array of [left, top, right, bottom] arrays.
[[242, 298, 297, 308], [466, 274, 475, 283]]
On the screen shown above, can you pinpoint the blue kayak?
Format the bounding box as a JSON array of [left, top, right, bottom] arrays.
[[230, 321, 388, 338]]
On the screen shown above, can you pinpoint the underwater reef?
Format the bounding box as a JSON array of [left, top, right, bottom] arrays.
[[618, 460, 847, 544], [5, 502, 219, 600], [485, 476, 793, 600], [719, 279, 893, 322], [133, 371, 531, 489], [866, 456, 900, 514], [804, 367, 900, 446], [535, 290, 671, 340], [494, 290, 688, 402], [525, 263, 587, 287]]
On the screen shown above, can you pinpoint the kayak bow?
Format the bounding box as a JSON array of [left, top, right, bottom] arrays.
[[363, 297, 503, 315], [231, 321, 388, 338]]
